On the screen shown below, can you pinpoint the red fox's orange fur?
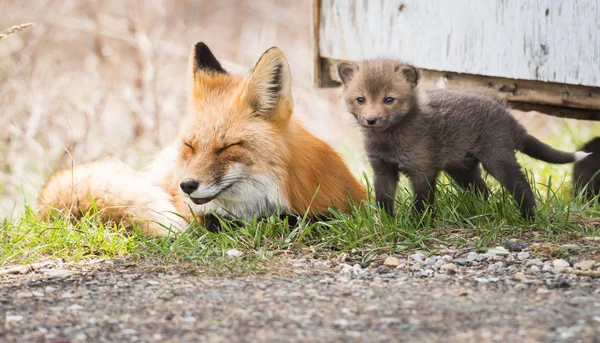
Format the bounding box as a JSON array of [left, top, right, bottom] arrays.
[[38, 43, 366, 236]]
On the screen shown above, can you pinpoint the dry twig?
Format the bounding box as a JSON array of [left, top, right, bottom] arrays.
[[0, 23, 35, 40]]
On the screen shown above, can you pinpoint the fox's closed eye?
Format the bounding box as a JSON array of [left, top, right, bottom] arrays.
[[218, 141, 244, 153], [383, 97, 395, 104], [184, 142, 195, 153]]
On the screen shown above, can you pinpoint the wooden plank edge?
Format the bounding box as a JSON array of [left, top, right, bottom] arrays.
[[509, 103, 600, 121], [311, 0, 322, 88]]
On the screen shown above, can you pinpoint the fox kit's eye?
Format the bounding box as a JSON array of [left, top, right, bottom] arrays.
[[384, 97, 395, 104], [356, 97, 365, 104], [184, 142, 195, 153]]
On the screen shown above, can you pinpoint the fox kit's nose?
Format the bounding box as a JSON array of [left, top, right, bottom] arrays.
[[365, 117, 378, 126], [180, 179, 199, 194]]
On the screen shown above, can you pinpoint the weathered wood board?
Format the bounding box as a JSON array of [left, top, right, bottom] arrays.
[[318, 0, 600, 87]]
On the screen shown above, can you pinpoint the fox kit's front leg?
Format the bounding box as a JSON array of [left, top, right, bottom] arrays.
[[408, 170, 439, 214], [370, 157, 399, 216]]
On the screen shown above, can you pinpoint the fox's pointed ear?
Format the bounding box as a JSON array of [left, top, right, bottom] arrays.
[[337, 62, 358, 85], [244, 47, 292, 118], [396, 64, 420, 87], [191, 42, 227, 76]]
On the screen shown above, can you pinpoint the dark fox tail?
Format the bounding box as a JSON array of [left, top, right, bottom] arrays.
[[520, 134, 591, 164]]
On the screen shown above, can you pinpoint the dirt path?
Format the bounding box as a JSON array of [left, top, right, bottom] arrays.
[[1, 252, 599, 343]]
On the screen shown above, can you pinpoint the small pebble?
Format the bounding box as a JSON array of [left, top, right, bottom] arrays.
[[514, 272, 527, 281], [536, 287, 550, 294], [561, 244, 582, 252], [553, 259, 570, 268], [16, 291, 33, 298], [440, 263, 458, 274], [574, 260, 595, 271], [410, 252, 424, 262], [530, 265, 540, 273], [383, 256, 401, 267], [517, 252, 530, 261], [440, 255, 453, 263], [313, 261, 332, 269], [424, 257, 437, 266], [488, 246, 510, 256], [410, 262, 424, 271], [434, 274, 450, 282], [69, 304, 85, 311], [39, 269, 74, 277], [226, 249, 243, 257], [376, 265, 391, 274], [526, 259, 544, 267], [555, 266, 568, 273], [466, 252, 481, 262], [515, 283, 528, 291], [453, 258, 470, 266], [420, 269, 434, 278], [553, 259, 570, 273], [339, 267, 353, 278], [504, 239, 529, 252]]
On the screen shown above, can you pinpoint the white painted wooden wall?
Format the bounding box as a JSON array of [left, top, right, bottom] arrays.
[[319, 0, 600, 87]]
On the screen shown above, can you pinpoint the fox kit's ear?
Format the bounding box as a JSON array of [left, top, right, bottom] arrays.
[[190, 42, 227, 76], [338, 62, 358, 85], [244, 47, 292, 118], [396, 64, 420, 87]]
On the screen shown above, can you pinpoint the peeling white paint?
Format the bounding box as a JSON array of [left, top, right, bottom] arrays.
[[319, 0, 600, 87]]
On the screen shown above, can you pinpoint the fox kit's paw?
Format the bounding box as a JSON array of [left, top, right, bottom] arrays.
[[203, 213, 223, 233]]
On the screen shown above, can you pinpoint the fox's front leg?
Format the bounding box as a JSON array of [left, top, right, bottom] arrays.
[[370, 157, 399, 216], [408, 170, 439, 214]]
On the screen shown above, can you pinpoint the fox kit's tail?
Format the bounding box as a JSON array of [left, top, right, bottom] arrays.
[[38, 159, 187, 236], [519, 133, 591, 164]]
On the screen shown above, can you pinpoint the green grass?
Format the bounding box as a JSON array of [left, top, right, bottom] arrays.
[[2, 172, 599, 271], [2, 119, 599, 271]]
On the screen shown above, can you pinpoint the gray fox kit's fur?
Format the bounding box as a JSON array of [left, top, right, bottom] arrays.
[[573, 137, 600, 200], [338, 59, 590, 220]]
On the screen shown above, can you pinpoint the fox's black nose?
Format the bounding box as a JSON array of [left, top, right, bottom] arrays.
[[180, 179, 199, 194], [366, 117, 378, 125]]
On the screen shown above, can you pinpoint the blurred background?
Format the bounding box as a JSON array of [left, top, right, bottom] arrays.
[[1, 0, 599, 217]]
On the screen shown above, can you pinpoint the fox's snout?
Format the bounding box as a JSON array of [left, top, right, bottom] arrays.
[[179, 178, 220, 205], [179, 179, 199, 194]]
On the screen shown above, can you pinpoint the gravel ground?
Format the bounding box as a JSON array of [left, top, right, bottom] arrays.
[[1, 245, 600, 343]]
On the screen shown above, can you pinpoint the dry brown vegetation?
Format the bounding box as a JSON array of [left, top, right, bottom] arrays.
[[0, 0, 598, 217]]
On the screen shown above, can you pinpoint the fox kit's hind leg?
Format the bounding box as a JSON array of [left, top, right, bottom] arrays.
[[480, 153, 536, 220], [371, 158, 400, 215], [573, 137, 600, 201], [445, 162, 489, 199], [408, 170, 439, 214]]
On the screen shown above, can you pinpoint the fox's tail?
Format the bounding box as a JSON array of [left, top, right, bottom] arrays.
[[38, 159, 188, 236], [519, 133, 591, 164]]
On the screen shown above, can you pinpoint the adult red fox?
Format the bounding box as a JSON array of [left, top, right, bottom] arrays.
[[38, 43, 366, 236]]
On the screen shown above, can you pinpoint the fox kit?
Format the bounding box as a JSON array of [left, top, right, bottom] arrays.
[[573, 137, 600, 200], [338, 59, 590, 220], [39, 43, 366, 235]]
